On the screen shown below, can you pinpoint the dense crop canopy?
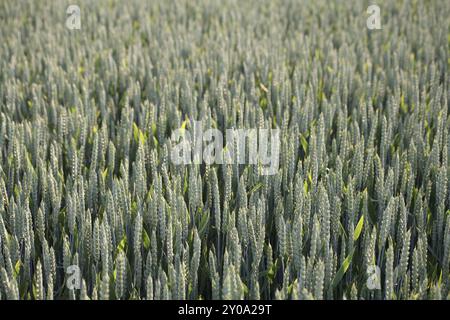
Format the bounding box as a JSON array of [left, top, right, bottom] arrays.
[[0, 0, 449, 300]]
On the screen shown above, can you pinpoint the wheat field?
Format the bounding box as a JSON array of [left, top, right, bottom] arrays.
[[0, 0, 449, 300]]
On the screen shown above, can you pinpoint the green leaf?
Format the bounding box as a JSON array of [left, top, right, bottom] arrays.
[[287, 279, 299, 295], [330, 215, 364, 289], [133, 122, 146, 144], [184, 172, 188, 195], [198, 208, 209, 236], [101, 168, 108, 181], [303, 179, 309, 194], [267, 258, 279, 282], [300, 134, 308, 153], [249, 182, 263, 195], [180, 118, 189, 130], [339, 221, 347, 239], [143, 229, 150, 250], [14, 260, 22, 278], [116, 235, 127, 254], [242, 283, 249, 296], [331, 248, 355, 289], [353, 214, 364, 241]]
